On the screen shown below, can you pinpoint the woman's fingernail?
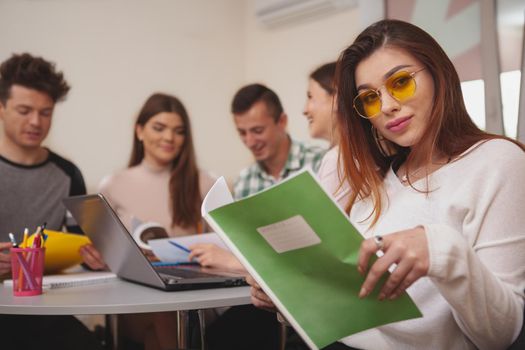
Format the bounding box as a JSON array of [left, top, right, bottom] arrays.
[[359, 287, 368, 298]]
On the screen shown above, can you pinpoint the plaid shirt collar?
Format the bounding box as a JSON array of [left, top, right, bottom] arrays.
[[233, 137, 325, 199], [256, 137, 303, 182]]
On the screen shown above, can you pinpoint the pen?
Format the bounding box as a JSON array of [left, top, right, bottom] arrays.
[[22, 228, 28, 248], [31, 226, 43, 249], [41, 222, 48, 246], [9, 229, 27, 291], [41, 232, 48, 247], [14, 252, 37, 290], [8, 233, 18, 248], [168, 240, 191, 253], [31, 234, 40, 249]]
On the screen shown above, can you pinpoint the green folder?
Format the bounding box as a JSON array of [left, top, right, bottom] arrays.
[[203, 170, 422, 349]]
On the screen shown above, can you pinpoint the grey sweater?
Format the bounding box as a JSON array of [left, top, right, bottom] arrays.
[[0, 150, 86, 243]]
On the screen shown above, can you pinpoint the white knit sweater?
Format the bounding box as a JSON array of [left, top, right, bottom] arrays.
[[318, 139, 525, 350]]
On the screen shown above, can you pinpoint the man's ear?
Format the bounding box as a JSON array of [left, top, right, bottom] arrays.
[[277, 112, 288, 128], [0, 101, 5, 121]]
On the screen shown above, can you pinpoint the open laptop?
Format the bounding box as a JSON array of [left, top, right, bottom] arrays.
[[63, 194, 246, 291]]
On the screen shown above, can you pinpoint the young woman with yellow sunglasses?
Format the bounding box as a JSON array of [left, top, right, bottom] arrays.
[[247, 19, 525, 350]]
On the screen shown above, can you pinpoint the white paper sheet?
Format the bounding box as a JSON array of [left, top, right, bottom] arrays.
[[201, 177, 234, 215], [256, 215, 321, 253], [148, 232, 230, 263]]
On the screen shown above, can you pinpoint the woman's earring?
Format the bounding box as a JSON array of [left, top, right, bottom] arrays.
[[371, 125, 385, 141], [371, 125, 389, 157]]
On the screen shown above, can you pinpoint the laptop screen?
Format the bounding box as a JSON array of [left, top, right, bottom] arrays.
[[63, 194, 246, 291], [64, 194, 166, 288]]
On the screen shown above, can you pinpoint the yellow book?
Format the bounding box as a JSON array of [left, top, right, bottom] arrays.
[[27, 230, 91, 273]]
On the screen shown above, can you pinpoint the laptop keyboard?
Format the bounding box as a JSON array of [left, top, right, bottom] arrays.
[[155, 267, 221, 279]]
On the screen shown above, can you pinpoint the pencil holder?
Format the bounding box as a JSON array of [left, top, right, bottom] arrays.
[[10, 247, 46, 296]]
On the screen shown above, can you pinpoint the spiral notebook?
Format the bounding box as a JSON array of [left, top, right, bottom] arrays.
[[4, 271, 117, 289]]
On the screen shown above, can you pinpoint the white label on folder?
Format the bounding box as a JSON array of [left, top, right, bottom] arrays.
[[256, 215, 321, 253]]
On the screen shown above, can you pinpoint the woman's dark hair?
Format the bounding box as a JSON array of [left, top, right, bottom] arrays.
[[0, 53, 70, 104], [310, 62, 337, 95], [335, 19, 524, 226], [129, 93, 202, 229]]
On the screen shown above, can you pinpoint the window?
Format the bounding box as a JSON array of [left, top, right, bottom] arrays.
[[461, 70, 521, 138]]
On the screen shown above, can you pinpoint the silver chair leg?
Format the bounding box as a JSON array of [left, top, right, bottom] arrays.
[[104, 314, 118, 350], [197, 309, 207, 350], [279, 322, 287, 350], [177, 310, 189, 349]]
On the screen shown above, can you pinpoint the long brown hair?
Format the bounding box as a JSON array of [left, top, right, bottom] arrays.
[[310, 62, 337, 95], [129, 93, 202, 229], [336, 19, 524, 226]]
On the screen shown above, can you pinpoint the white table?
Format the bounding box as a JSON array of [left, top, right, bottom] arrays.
[[0, 278, 251, 349]]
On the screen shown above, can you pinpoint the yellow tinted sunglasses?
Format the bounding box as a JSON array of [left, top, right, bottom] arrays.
[[353, 68, 425, 119]]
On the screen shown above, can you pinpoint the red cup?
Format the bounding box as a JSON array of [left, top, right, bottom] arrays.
[[10, 247, 46, 296]]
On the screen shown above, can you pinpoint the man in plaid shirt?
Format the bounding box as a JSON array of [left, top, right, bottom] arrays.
[[232, 83, 325, 199], [202, 84, 326, 350]]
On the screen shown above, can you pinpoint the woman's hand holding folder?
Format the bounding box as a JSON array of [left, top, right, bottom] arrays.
[[246, 274, 277, 313]]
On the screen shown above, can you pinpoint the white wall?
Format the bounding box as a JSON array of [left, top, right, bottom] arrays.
[[243, 2, 361, 146], [0, 0, 248, 190], [0, 0, 360, 190]]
